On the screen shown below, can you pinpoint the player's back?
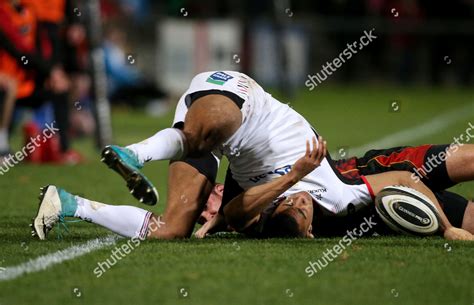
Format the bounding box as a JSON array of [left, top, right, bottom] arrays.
[[174, 71, 372, 215], [174, 71, 316, 189], [223, 75, 315, 189]]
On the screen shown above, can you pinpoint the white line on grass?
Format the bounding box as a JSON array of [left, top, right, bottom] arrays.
[[0, 235, 119, 282], [339, 102, 474, 157]]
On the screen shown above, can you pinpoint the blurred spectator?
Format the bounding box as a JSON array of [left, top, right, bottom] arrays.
[[103, 25, 168, 113], [101, 0, 151, 24], [385, 0, 423, 84], [0, 0, 82, 164], [0, 73, 17, 155], [63, 1, 96, 138], [0, 0, 40, 158]]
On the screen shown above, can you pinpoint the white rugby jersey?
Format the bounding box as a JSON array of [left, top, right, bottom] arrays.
[[173, 71, 373, 216]]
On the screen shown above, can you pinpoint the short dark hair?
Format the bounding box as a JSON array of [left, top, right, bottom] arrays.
[[262, 212, 305, 238]]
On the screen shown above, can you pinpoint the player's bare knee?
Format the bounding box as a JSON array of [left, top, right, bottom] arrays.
[[182, 128, 222, 156], [181, 129, 202, 156]]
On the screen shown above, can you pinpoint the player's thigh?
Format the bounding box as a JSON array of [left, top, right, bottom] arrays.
[[148, 161, 214, 239], [445, 144, 474, 183], [357, 144, 456, 191], [183, 94, 242, 156], [363, 171, 415, 195]]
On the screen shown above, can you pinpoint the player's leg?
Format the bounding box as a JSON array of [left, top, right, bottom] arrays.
[[32, 185, 153, 240], [125, 130, 221, 238], [353, 144, 473, 191], [312, 192, 474, 237], [444, 144, 474, 183], [147, 161, 214, 239], [101, 144, 160, 205], [125, 94, 242, 162], [32, 161, 214, 239], [102, 94, 241, 204], [386, 144, 474, 190], [33, 153, 218, 239], [364, 171, 456, 232]]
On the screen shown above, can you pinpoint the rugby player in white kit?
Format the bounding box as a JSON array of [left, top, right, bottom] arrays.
[[31, 71, 473, 241]]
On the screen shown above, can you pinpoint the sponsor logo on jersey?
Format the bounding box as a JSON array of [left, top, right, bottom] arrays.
[[206, 71, 234, 85], [308, 188, 327, 194], [236, 76, 249, 95], [249, 165, 292, 183], [307, 188, 327, 201], [313, 194, 323, 201]]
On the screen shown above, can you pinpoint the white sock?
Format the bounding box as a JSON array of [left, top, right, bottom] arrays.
[[126, 128, 186, 164], [0, 128, 9, 152], [74, 196, 152, 239]]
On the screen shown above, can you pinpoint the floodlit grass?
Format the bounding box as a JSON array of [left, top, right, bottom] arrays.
[[0, 85, 473, 305]]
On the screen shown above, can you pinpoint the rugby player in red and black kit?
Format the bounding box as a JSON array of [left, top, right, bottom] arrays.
[[208, 143, 474, 239]]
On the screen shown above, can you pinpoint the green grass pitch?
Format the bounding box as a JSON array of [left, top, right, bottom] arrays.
[[0, 85, 473, 305]]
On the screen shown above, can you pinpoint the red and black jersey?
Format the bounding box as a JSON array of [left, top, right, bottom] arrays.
[[334, 144, 454, 192]]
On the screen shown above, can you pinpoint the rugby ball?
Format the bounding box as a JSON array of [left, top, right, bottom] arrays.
[[374, 185, 441, 236]]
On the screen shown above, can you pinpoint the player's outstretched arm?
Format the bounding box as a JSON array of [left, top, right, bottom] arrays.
[[364, 171, 474, 241], [224, 137, 326, 232], [195, 213, 228, 238]]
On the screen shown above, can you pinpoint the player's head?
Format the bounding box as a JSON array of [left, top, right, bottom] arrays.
[[198, 183, 224, 225], [264, 192, 314, 238]]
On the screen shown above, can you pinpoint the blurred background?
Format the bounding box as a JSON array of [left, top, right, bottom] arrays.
[[0, 0, 473, 166]]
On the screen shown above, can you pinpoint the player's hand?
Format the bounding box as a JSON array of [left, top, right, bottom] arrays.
[[444, 227, 474, 241], [292, 136, 327, 180], [195, 213, 226, 238]]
